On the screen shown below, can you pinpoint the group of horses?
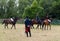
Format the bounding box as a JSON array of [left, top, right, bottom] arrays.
[[31, 18, 52, 30], [2, 17, 52, 30]]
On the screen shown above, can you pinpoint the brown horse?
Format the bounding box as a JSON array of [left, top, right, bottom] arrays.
[[31, 19, 42, 29], [42, 18, 52, 30], [2, 17, 18, 29]]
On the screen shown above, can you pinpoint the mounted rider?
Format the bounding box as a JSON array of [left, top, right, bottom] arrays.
[[45, 15, 51, 23], [10, 17, 14, 22], [36, 15, 40, 23]]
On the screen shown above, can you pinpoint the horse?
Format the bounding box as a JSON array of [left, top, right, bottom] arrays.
[[42, 18, 52, 30], [30, 19, 42, 29], [2, 17, 18, 29]]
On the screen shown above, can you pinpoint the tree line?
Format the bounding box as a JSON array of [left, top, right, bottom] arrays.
[[0, 0, 60, 19]]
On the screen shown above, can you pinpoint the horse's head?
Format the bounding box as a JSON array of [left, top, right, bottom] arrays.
[[31, 19, 38, 24], [13, 17, 19, 22]]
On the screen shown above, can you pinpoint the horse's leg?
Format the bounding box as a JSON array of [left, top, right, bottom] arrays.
[[42, 24, 43, 30], [36, 24, 39, 29], [44, 24, 46, 30], [11, 25, 13, 29], [7, 24, 8, 29], [40, 24, 41, 29], [49, 24, 51, 30], [4, 24, 6, 29], [5, 24, 8, 29], [32, 25, 34, 29], [31, 24, 34, 29], [42, 23, 44, 30], [14, 25, 16, 29], [47, 25, 48, 30]]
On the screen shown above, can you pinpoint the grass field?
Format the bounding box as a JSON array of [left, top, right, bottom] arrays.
[[0, 24, 60, 41]]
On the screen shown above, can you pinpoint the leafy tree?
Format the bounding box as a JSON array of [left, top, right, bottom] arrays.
[[0, 0, 60, 19], [18, 0, 33, 18], [49, 0, 60, 19], [23, 0, 43, 19], [0, 0, 8, 18], [6, 0, 16, 18]]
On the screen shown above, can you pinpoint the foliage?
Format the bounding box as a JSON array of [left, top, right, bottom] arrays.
[[0, 0, 60, 19], [23, 0, 44, 19]]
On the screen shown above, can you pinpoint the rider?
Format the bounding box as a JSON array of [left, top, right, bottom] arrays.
[[24, 16, 31, 37], [10, 17, 14, 22], [45, 15, 51, 23], [36, 15, 40, 23]]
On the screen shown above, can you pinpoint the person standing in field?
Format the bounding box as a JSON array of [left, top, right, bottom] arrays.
[[24, 16, 31, 37]]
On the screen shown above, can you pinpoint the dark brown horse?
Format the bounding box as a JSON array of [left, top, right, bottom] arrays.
[[31, 19, 42, 29], [42, 18, 52, 30], [2, 17, 18, 29]]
